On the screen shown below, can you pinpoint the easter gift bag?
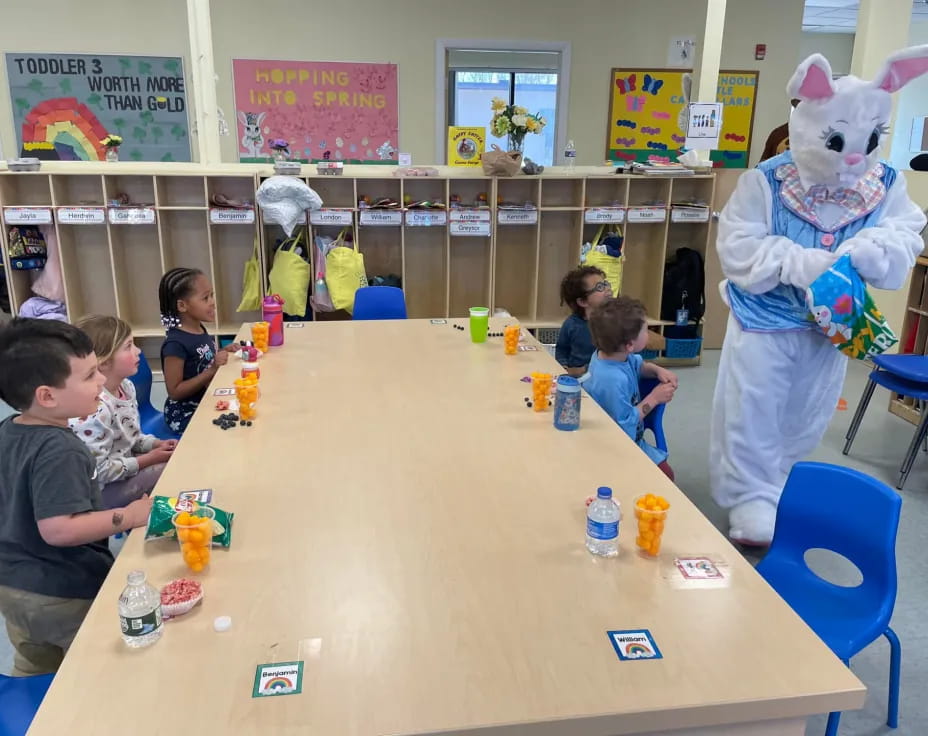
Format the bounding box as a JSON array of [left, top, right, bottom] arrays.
[[806, 253, 897, 360]]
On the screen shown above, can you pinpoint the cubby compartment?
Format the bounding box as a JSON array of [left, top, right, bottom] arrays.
[[404, 227, 447, 318], [1, 266, 33, 314], [307, 177, 356, 208], [402, 178, 446, 207], [159, 210, 212, 277], [104, 175, 156, 206], [55, 224, 117, 320], [497, 178, 540, 207], [108, 222, 163, 333], [358, 227, 403, 284], [494, 226, 538, 322], [356, 178, 401, 207], [448, 178, 492, 209], [584, 177, 627, 207], [627, 178, 670, 207], [0, 174, 53, 206], [669, 176, 714, 206], [156, 176, 207, 208], [540, 179, 583, 209], [536, 212, 582, 323], [449, 235, 492, 317], [52, 175, 105, 206], [622, 223, 668, 317], [210, 223, 261, 333], [207, 175, 257, 207]]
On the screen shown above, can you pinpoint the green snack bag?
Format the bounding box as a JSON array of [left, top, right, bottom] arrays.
[[144, 495, 234, 548]]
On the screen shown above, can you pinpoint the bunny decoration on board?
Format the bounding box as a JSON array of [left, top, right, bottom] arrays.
[[238, 111, 266, 158], [710, 46, 928, 547]]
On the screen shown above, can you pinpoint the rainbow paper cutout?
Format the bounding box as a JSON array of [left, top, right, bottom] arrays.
[[20, 97, 108, 160], [264, 676, 293, 690], [625, 643, 651, 656]]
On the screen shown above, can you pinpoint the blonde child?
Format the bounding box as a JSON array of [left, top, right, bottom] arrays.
[[584, 296, 678, 480], [555, 266, 613, 377], [158, 267, 235, 434], [70, 315, 176, 509]]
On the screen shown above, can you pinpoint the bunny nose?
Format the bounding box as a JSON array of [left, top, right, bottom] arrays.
[[844, 153, 865, 166]]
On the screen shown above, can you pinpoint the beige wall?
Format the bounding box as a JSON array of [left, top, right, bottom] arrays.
[[798, 32, 855, 76]]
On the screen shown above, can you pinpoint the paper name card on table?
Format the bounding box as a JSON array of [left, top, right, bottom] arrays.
[[210, 207, 255, 224], [310, 208, 353, 226], [108, 207, 156, 225], [607, 629, 663, 661], [405, 210, 447, 227], [359, 209, 403, 226], [57, 207, 105, 224], [4, 207, 52, 224], [252, 661, 303, 698], [626, 206, 666, 223], [497, 209, 538, 225], [584, 207, 625, 224], [449, 221, 491, 236]]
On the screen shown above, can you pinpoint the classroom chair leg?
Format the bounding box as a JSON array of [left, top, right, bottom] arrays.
[[843, 377, 876, 455], [897, 411, 928, 490], [885, 627, 901, 729], [824, 710, 841, 736]]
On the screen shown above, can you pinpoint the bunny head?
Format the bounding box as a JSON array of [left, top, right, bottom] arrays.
[[787, 45, 928, 190]]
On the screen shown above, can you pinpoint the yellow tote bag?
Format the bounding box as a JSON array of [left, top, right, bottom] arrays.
[[325, 231, 367, 314], [584, 225, 624, 294], [268, 229, 311, 316], [236, 236, 261, 312]]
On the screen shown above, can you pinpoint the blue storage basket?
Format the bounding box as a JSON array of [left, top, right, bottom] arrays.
[[664, 337, 702, 359]]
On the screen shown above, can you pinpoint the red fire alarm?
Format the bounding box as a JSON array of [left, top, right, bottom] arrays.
[[755, 44, 767, 60]]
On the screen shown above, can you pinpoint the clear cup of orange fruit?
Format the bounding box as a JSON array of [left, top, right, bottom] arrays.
[[531, 372, 553, 412], [172, 507, 215, 573], [503, 324, 520, 355], [234, 376, 259, 421], [634, 494, 670, 557], [251, 321, 270, 353]]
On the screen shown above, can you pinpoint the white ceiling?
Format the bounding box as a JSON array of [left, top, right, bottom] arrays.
[[804, 0, 928, 33]]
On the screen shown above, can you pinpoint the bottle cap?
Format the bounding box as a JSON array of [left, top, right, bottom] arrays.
[[596, 486, 612, 499]]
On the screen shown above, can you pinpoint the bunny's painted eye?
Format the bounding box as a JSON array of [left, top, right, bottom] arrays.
[[866, 129, 880, 154], [825, 132, 845, 153]]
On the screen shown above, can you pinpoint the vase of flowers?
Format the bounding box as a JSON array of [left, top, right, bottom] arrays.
[[268, 139, 290, 163], [101, 134, 122, 162], [490, 98, 546, 153]]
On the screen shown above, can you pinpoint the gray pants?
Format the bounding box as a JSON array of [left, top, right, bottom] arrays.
[[101, 463, 167, 509]]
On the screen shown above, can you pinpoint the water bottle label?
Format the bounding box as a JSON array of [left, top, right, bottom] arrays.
[[120, 607, 163, 636], [587, 518, 618, 540], [565, 150, 577, 158]]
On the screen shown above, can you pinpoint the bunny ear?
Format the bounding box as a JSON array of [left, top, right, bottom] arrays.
[[681, 73, 692, 104], [871, 44, 928, 92], [237, 111, 247, 125], [787, 54, 836, 101]]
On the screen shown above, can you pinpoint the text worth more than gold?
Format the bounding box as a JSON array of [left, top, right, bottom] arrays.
[[245, 67, 387, 109]]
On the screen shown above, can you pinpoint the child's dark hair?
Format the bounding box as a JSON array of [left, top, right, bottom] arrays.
[[588, 296, 647, 354], [0, 318, 94, 411], [560, 265, 606, 315], [158, 267, 203, 329]]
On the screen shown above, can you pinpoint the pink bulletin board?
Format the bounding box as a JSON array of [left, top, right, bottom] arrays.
[[232, 59, 398, 163]]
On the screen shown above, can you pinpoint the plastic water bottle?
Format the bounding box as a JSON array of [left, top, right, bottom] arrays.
[[564, 139, 577, 171], [586, 487, 620, 557], [262, 294, 285, 347], [118, 570, 163, 648]]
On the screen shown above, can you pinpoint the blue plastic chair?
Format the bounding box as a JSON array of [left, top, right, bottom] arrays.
[[353, 286, 407, 321], [0, 673, 54, 736], [638, 377, 668, 453], [128, 353, 180, 441], [843, 354, 928, 489], [757, 462, 902, 736]]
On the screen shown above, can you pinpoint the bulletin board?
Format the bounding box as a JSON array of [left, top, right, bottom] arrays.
[[6, 53, 190, 162], [606, 68, 759, 168], [232, 59, 398, 163]]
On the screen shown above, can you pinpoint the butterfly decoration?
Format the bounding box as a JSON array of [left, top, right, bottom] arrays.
[[625, 96, 646, 112], [642, 73, 664, 95], [615, 73, 637, 95]]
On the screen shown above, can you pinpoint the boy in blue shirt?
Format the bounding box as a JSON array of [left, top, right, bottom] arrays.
[[555, 266, 612, 376], [584, 296, 678, 480]]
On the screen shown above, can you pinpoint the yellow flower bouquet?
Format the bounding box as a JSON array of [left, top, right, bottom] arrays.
[[489, 97, 546, 151], [101, 134, 123, 148]]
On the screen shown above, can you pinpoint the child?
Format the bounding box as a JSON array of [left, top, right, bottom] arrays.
[[555, 266, 612, 377], [584, 296, 678, 480], [70, 315, 176, 508], [158, 267, 233, 434], [0, 318, 153, 676]]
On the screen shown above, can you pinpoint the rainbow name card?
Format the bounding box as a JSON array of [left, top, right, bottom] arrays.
[[584, 207, 625, 224], [252, 661, 303, 698], [210, 208, 255, 225], [310, 209, 353, 226], [607, 629, 663, 661], [4, 207, 52, 225], [58, 207, 105, 225]]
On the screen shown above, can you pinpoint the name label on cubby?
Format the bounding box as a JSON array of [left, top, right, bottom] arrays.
[[497, 209, 538, 225], [4, 207, 52, 224], [670, 207, 710, 223], [108, 207, 156, 225], [57, 207, 106, 224], [449, 210, 491, 223], [359, 209, 403, 226], [405, 210, 447, 227], [584, 207, 625, 224], [210, 207, 256, 224], [450, 221, 491, 237], [626, 207, 667, 223], [309, 209, 353, 226]]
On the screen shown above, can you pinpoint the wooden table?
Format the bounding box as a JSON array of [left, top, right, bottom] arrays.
[[28, 320, 864, 736]]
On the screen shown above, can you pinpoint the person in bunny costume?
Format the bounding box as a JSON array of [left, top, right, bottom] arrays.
[[710, 46, 928, 546]]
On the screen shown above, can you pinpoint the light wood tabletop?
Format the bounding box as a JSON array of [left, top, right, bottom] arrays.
[[28, 319, 864, 736]]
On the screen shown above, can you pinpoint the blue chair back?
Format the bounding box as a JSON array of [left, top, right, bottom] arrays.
[[353, 286, 407, 321], [129, 352, 154, 411], [758, 462, 900, 646], [129, 353, 181, 441], [0, 673, 54, 736], [638, 377, 668, 453]]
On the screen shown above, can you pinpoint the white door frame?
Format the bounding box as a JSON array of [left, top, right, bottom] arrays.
[[435, 38, 571, 164]]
